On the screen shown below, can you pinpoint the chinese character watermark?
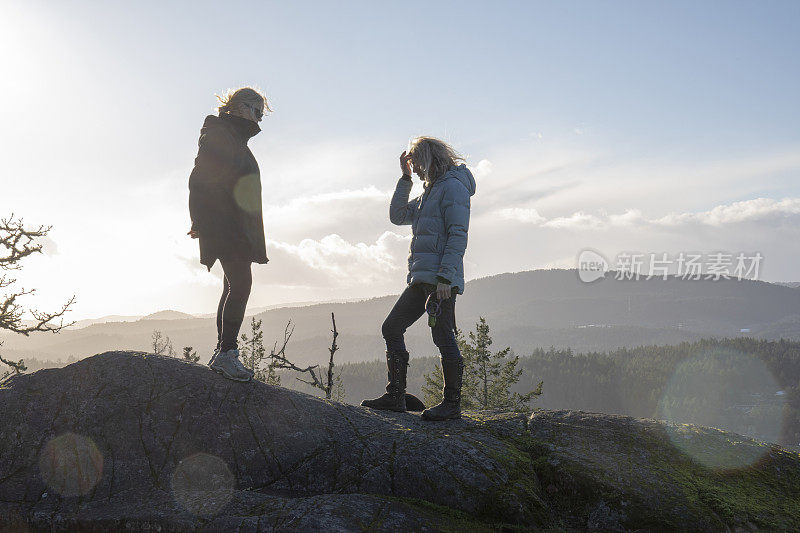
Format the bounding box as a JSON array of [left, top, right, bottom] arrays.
[[577, 250, 763, 282]]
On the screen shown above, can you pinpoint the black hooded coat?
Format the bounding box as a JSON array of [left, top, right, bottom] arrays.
[[188, 113, 269, 271]]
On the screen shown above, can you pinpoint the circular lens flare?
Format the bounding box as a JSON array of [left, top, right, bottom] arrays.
[[171, 452, 234, 516], [233, 173, 261, 213], [39, 433, 103, 497], [657, 348, 785, 470]]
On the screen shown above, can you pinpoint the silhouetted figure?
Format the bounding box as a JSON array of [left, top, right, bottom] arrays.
[[187, 87, 271, 382], [361, 137, 476, 420]]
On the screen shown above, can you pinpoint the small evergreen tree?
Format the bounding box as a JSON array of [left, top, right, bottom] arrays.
[[332, 370, 346, 402], [467, 317, 542, 411], [182, 346, 199, 363], [422, 317, 542, 412], [240, 317, 280, 386], [422, 363, 444, 407]]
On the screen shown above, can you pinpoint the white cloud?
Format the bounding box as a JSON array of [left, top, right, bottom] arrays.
[[493, 197, 800, 230], [474, 139, 800, 221], [653, 198, 800, 227], [279, 232, 406, 277], [497, 207, 546, 224], [469, 159, 493, 180], [255, 138, 399, 205], [252, 231, 411, 292], [38, 235, 59, 256], [542, 211, 604, 229], [263, 186, 393, 243], [607, 209, 646, 227]]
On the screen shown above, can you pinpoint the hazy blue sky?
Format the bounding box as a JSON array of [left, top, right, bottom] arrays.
[[2, 1, 799, 320]]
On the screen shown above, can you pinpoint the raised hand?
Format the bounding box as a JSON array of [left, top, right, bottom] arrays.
[[400, 151, 412, 177]]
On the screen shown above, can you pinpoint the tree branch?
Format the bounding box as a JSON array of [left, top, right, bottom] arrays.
[[0, 215, 76, 336], [268, 320, 323, 377], [269, 316, 341, 399], [325, 312, 339, 398], [0, 346, 27, 377], [0, 214, 50, 270]]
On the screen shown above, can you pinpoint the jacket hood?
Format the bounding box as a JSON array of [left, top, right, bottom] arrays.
[[441, 163, 476, 196], [201, 114, 261, 141]]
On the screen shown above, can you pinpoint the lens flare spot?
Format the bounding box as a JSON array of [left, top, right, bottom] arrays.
[[38, 433, 103, 497], [233, 173, 261, 213], [657, 349, 785, 470], [171, 452, 234, 516]]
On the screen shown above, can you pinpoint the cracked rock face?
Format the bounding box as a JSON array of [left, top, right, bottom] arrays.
[[0, 351, 536, 531], [2, 351, 800, 532]]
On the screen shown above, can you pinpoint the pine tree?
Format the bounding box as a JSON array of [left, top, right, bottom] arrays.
[[261, 355, 281, 387], [468, 317, 542, 411], [422, 317, 542, 412], [467, 317, 542, 411], [422, 363, 444, 407], [332, 371, 347, 402], [240, 317, 280, 386], [182, 346, 199, 363]]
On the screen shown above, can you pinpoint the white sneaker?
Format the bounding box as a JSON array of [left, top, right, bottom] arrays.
[[210, 349, 252, 382], [229, 349, 255, 377], [208, 347, 254, 376]]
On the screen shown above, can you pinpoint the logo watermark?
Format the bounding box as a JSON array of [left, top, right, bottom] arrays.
[[577, 250, 763, 283], [577, 249, 609, 283]]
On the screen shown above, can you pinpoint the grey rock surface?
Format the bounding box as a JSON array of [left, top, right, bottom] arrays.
[[1, 351, 799, 532], [0, 352, 533, 531]]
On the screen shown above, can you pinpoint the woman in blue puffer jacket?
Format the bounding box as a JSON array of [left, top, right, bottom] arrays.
[[361, 137, 476, 421]]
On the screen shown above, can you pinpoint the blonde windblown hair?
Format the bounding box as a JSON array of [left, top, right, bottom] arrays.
[[408, 136, 464, 183], [215, 87, 273, 116]]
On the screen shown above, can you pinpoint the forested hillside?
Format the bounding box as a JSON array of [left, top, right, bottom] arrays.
[[298, 338, 800, 449]]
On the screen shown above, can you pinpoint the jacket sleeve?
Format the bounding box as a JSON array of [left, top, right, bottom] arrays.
[[437, 180, 471, 283], [188, 129, 236, 230], [188, 188, 203, 231], [389, 177, 419, 225]]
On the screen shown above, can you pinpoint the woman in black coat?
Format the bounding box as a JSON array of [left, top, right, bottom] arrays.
[[187, 87, 270, 382]]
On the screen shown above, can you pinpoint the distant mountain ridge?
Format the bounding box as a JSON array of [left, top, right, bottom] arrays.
[[139, 310, 195, 321], [4, 269, 800, 364], [26, 298, 373, 331]]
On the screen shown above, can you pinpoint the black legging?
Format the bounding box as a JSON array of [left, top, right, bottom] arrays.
[[215, 259, 253, 352]]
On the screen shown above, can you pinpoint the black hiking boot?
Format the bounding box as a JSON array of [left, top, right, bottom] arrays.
[[361, 351, 409, 412], [421, 358, 463, 421]]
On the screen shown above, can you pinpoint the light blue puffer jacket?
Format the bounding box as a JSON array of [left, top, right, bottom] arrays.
[[389, 164, 476, 294]]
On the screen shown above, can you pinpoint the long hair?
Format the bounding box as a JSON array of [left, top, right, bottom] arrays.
[[215, 87, 272, 116], [408, 136, 464, 184]]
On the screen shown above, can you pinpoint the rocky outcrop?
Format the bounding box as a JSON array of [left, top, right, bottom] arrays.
[[1, 351, 799, 532]]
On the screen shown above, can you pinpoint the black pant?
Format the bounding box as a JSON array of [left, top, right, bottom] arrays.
[[381, 283, 462, 362], [216, 259, 252, 352]]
